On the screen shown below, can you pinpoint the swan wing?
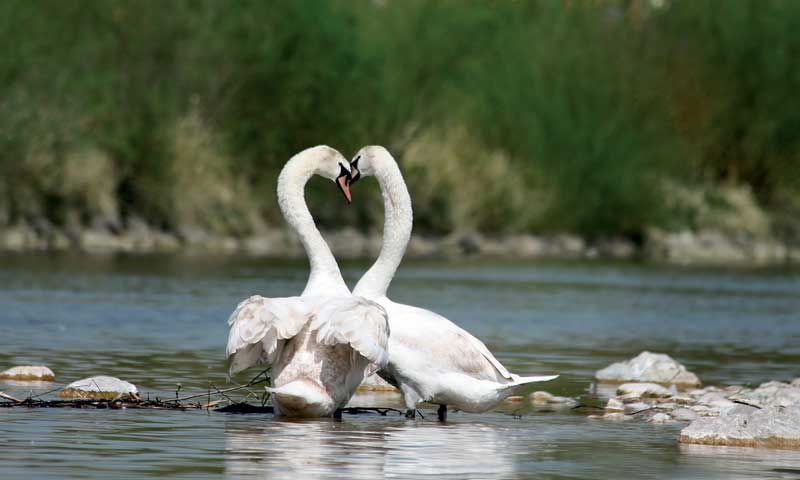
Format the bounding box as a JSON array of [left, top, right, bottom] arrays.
[[391, 304, 517, 381], [309, 296, 390, 369], [226, 295, 309, 374]]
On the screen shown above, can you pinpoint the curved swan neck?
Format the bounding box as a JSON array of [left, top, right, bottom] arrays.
[[277, 152, 349, 296], [353, 155, 412, 299]]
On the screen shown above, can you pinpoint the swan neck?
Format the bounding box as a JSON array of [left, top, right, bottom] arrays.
[[277, 155, 348, 296], [354, 160, 412, 298]]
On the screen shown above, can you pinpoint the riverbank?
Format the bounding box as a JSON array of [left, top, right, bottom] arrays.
[[1, 222, 798, 267]]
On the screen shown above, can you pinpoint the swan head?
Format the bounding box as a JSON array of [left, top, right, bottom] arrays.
[[306, 145, 353, 203], [348, 145, 392, 184]]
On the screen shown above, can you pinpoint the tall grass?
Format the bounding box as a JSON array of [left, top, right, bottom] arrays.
[[0, 0, 797, 239]]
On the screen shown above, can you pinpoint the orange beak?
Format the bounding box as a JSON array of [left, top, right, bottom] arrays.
[[337, 175, 352, 204]]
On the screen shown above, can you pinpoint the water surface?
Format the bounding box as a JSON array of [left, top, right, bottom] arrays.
[[1, 254, 799, 479]]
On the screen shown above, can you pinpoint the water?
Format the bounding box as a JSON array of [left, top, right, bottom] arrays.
[[1, 253, 799, 479]]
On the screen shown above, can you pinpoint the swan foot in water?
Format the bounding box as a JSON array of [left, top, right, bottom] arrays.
[[333, 409, 342, 419], [437, 404, 447, 422], [405, 409, 416, 419]]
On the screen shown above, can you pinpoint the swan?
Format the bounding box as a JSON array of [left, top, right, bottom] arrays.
[[226, 145, 390, 418], [348, 146, 558, 421]]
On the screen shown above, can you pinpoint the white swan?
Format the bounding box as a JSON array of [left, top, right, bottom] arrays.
[[349, 146, 558, 420], [226, 145, 390, 418]]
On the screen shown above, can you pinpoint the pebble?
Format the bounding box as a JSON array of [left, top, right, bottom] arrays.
[[0, 365, 55, 381], [624, 402, 652, 414], [58, 376, 138, 400], [595, 351, 701, 387], [504, 395, 524, 403], [588, 412, 632, 421], [671, 408, 699, 422], [617, 382, 671, 398], [529, 391, 554, 404], [648, 413, 673, 424], [605, 398, 624, 412]]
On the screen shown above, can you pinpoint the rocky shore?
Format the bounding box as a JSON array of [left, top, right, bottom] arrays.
[[588, 352, 800, 449], [1, 222, 798, 266]]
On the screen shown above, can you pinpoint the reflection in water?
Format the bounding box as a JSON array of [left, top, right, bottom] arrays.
[[2, 255, 800, 479], [678, 444, 800, 480], [224, 418, 515, 479]]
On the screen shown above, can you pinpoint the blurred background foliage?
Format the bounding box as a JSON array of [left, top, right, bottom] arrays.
[[0, 0, 798, 241]]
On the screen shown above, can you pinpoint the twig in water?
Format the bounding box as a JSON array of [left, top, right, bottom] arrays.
[[731, 399, 762, 409], [571, 404, 604, 411], [210, 383, 236, 404], [0, 391, 23, 403]]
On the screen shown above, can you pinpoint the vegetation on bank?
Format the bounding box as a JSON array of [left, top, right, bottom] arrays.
[[0, 0, 798, 243]]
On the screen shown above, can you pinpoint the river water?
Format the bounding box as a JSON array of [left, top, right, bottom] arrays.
[[1, 253, 799, 479]]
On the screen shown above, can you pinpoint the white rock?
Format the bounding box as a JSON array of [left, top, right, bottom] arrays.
[[616, 382, 672, 398], [58, 376, 138, 399], [671, 408, 699, 422], [707, 399, 736, 413], [595, 351, 701, 387], [357, 374, 398, 392], [624, 402, 652, 414], [648, 413, 673, 424], [679, 406, 800, 448], [605, 398, 624, 412], [548, 395, 577, 405], [529, 391, 554, 404], [696, 392, 728, 406], [0, 365, 55, 381], [791, 378, 800, 387], [588, 412, 632, 421]]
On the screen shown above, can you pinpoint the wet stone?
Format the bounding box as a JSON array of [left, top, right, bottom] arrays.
[[0, 365, 55, 381], [58, 376, 139, 400], [617, 382, 672, 398], [595, 351, 701, 388], [648, 413, 673, 424]]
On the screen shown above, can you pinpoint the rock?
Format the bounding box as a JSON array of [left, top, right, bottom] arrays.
[[529, 391, 575, 405], [588, 412, 633, 421], [605, 398, 624, 412], [529, 391, 554, 404], [617, 382, 672, 398], [671, 408, 699, 422], [58, 376, 138, 400], [0, 365, 55, 381], [624, 402, 652, 414], [648, 413, 673, 424], [707, 399, 736, 413], [689, 405, 714, 415], [792, 378, 800, 387], [357, 374, 398, 392], [673, 395, 694, 405], [595, 351, 701, 388], [679, 406, 800, 448], [731, 381, 800, 409], [504, 395, 524, 403]]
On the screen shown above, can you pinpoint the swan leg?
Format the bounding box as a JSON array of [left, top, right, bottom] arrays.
[[437, 404, 447, 422], [405, 409, 416, 419], [333, 409, 343, 419]]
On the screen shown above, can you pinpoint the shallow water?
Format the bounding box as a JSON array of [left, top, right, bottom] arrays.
[[1, 253, 799, 479]]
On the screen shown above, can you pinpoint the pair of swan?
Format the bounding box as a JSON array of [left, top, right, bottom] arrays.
[[226, 145, 557, 419]]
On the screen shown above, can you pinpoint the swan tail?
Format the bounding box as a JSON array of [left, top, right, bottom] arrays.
[[509, 374, 559, 387], [266, 380, 332, 416]]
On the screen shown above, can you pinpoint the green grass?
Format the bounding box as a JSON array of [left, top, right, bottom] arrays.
[[0, 0, 797, 240]]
